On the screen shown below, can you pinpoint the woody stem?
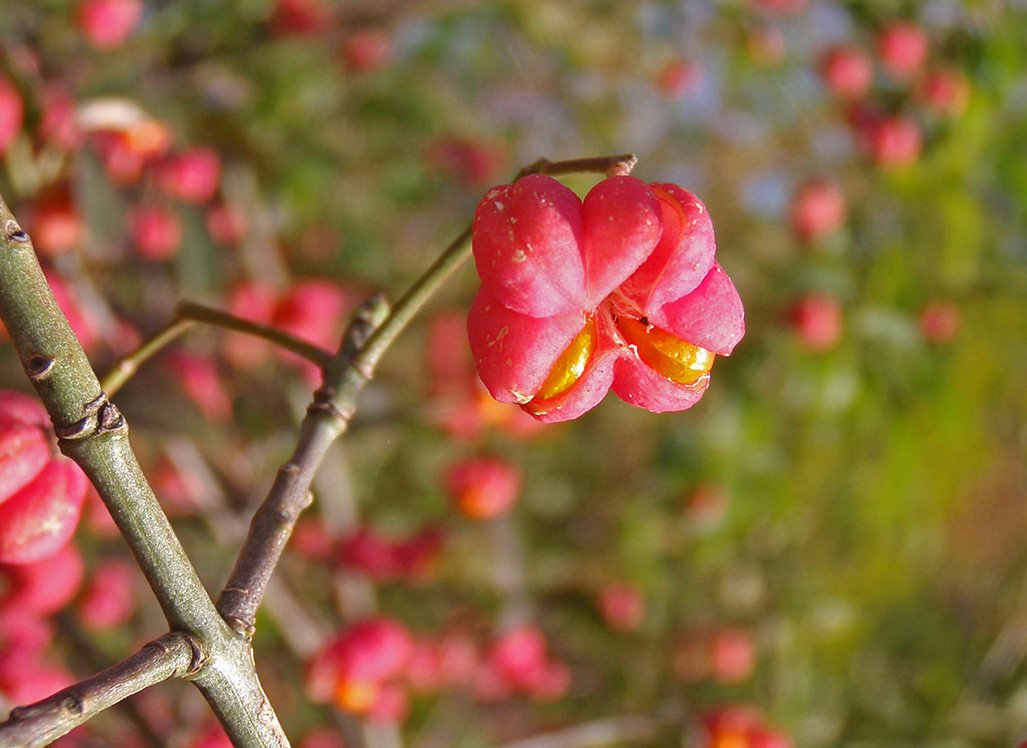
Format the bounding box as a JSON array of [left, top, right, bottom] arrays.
[[100, 301, 333, 397]]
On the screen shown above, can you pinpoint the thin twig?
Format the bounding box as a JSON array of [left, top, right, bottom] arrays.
[[101, 301, 332, 397], [178, 301, 332, 366], [54, 613, 169, 748], [0, 197, 289, 747], [101, 318, 194, 396], [0, 632, 197, 748], [216, 153, 637, 635], [216, 294, 392, 636], [166, 437, 331, 658]]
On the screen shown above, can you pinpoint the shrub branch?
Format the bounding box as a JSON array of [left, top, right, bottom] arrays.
[[0, 632, 197, 748], [0, 154, 636, 745], [0, 195, 288, 748]]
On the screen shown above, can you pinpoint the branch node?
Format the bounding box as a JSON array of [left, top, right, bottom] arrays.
[[26, 354, 57, 380], [336, 293, 390, 369], [225, 616, 257, 641], [186, 635, 207, 675], [307, 389, 353, 428], [61, 693, 85, 716], [4, 218, 30, 243], [607, 154, 638, 177], [144, 638, 172, 656], [54, 393, 126, 441], [516, 158, 551, 179]]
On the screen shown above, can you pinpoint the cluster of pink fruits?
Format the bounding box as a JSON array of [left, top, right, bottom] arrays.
[[783, 19, 968, 353], [0, 391, 87, 565], [306, 618, 570, 724], [0, 390, 137, 708], [820, 20, 970, 168], [791, 18, 970, 247]]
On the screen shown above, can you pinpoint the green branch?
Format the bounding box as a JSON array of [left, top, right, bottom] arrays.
[[0, 197, 288, 748], [0, 632, 197, 748]]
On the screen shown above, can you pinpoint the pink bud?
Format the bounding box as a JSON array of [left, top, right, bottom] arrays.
[[750, 729, 795, 748], [149, 458, 203, 515], [527, 660, 570, 702], [406, 638, 445, 692], [426, 310, 478, 396], [225, 281, 278, 368], [916, 68, 971, 117], [44, 270, 103, 351], [393, 525, 444, 581], [83, 485, 119, 536], [444, 457, 521, 520], [308, 617, 414, 697], [867, 115, 922, 168], [38, 88, 82, 151], [157, 147, 221, 203], [338, 527, 403, 580], [0, 653, 74, 706], [341, 29, 393, 73], [486, 625, 549, 690], [0, 609, 54, 655], [132, 206, 182, 261], [709, 628, 756, 684], [166, 352, 233, 421], [656, 59, 702, 98], [95, 131, 146, 184], [78, 0, 144, 50], [819, 45, 873, 100], [918, 301, 961, 344], [269, 0, 334, 36], [877, 22, 929, 81], [406, 632, 478, 692], [188, 723, 233, 748], [789, 179, 846, 242], [205, 202, 247, 245], [290, 518, 336, 561], [597, 582, 646, 631], [273, 280, 349, 351], [702, 706, 759, 740], [426, 137, 508, 186], [307, 618, 414, 718], [791, 293, 843, 351], [365, 682, 409, 724]]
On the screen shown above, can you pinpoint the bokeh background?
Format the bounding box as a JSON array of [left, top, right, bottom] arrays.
[[1, 1, 1026, 746]]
